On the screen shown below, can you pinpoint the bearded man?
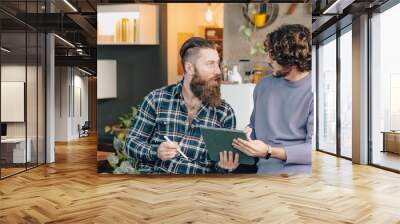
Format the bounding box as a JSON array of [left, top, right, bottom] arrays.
[[125, 37, 240, 174]]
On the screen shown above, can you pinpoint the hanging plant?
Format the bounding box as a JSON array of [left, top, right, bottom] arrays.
[[239, 3, 279, 56]]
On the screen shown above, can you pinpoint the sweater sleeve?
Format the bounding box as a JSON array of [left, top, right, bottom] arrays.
[[284, 97, 314, 165], [248, 84, 257, 140]]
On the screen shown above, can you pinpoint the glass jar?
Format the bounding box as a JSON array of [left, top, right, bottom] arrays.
[[238, 59, 251, 83], [252, 65, 264, 83]]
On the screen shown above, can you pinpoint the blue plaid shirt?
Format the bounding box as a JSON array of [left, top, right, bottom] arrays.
[[125, 81, 236, 174]]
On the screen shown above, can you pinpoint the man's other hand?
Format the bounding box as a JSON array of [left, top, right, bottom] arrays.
[[218, 151, 239, 172], [157, 141, 179, 161]]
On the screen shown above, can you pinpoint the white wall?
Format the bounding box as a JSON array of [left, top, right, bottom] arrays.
[[55, 67, 89, 141], [72, 73, 89, 138], [55, 67, 69, 141]]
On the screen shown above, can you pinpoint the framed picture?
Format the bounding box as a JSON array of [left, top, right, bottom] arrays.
[[205, 27, 223, 40], [205, 28, 223, 60]]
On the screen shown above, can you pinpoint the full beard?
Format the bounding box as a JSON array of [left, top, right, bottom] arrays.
[[190, 70, 222, 108]]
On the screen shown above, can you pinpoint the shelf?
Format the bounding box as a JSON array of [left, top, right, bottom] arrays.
[[97, 43, 158, 46], [97, 4, 159, 45]]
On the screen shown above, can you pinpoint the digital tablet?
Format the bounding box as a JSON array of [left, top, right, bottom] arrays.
[[200, 126, 256, 165]]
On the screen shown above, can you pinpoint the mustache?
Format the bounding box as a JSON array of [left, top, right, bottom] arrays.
[[206, 74, 222, 82]]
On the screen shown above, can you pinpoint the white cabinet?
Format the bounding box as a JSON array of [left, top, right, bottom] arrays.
[[1, 138, 32, 163], [221, 84, 256, 130]]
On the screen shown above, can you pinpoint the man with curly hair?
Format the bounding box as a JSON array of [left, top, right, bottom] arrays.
[[232, 24, 314, 174]]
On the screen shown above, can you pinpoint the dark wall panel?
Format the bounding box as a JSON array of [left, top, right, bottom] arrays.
[[97, 5, 167, 149]]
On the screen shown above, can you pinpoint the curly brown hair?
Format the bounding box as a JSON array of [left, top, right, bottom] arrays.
[[264, 24, 311, 72]]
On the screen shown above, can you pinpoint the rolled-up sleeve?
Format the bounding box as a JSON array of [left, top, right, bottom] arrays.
[[248, 85, 258, 140]]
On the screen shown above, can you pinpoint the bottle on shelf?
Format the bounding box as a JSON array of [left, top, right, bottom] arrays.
[[252, 65, 264, 83], [227, 65, 242, 84]]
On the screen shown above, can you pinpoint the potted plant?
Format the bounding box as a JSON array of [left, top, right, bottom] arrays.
[[104, 106, 140, 174]]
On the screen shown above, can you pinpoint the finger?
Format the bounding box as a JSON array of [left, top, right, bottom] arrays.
[[171, 151, 177, 158], [224, 150, 228, 163], [228, 151, 233, 163], [167, 148, 178, 154], [232, 142, 245, 152], [232, 139, 244, 148], [233, 142, 254, 156], [234, 138, 248, 148], [221, 151, 228, 168], [229, 151, 235, 168], [236, 138, 252, 147], [234, 153, 240, 165], [161, 153, 169, 160], [165, 152, 173, 159], [165, 141, 179, 149], [233, 140, 250, 151], [219, 152, 224, 167], [236, 139, 257, 153]]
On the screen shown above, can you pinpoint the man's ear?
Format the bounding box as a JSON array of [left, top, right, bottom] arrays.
[[185, 62, 194, 76]]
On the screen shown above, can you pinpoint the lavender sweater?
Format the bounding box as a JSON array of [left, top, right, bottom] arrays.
[[249, 74, 314, 165]]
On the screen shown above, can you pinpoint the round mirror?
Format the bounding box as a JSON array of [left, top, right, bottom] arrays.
[[242, 3, 279, 29]]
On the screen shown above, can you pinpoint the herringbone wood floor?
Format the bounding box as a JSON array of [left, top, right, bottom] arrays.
[[1, 135, 400, 224]]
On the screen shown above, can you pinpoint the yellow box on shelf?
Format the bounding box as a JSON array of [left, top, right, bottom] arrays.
[[115, 18, 138, 43]]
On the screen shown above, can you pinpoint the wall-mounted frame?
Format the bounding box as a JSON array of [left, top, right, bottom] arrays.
[[97, 60, 117, 100], [1, 81, 25, 122]]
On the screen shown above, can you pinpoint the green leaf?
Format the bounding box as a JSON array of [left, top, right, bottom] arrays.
[[244, 27, 252, 38], [250, 46, 257, 55], [107, 154, 119, 168], [239, 25, 246, 33], [113, 136, 123, 151], [117, 132, 125, 141], [104, 126, 111, 134]]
